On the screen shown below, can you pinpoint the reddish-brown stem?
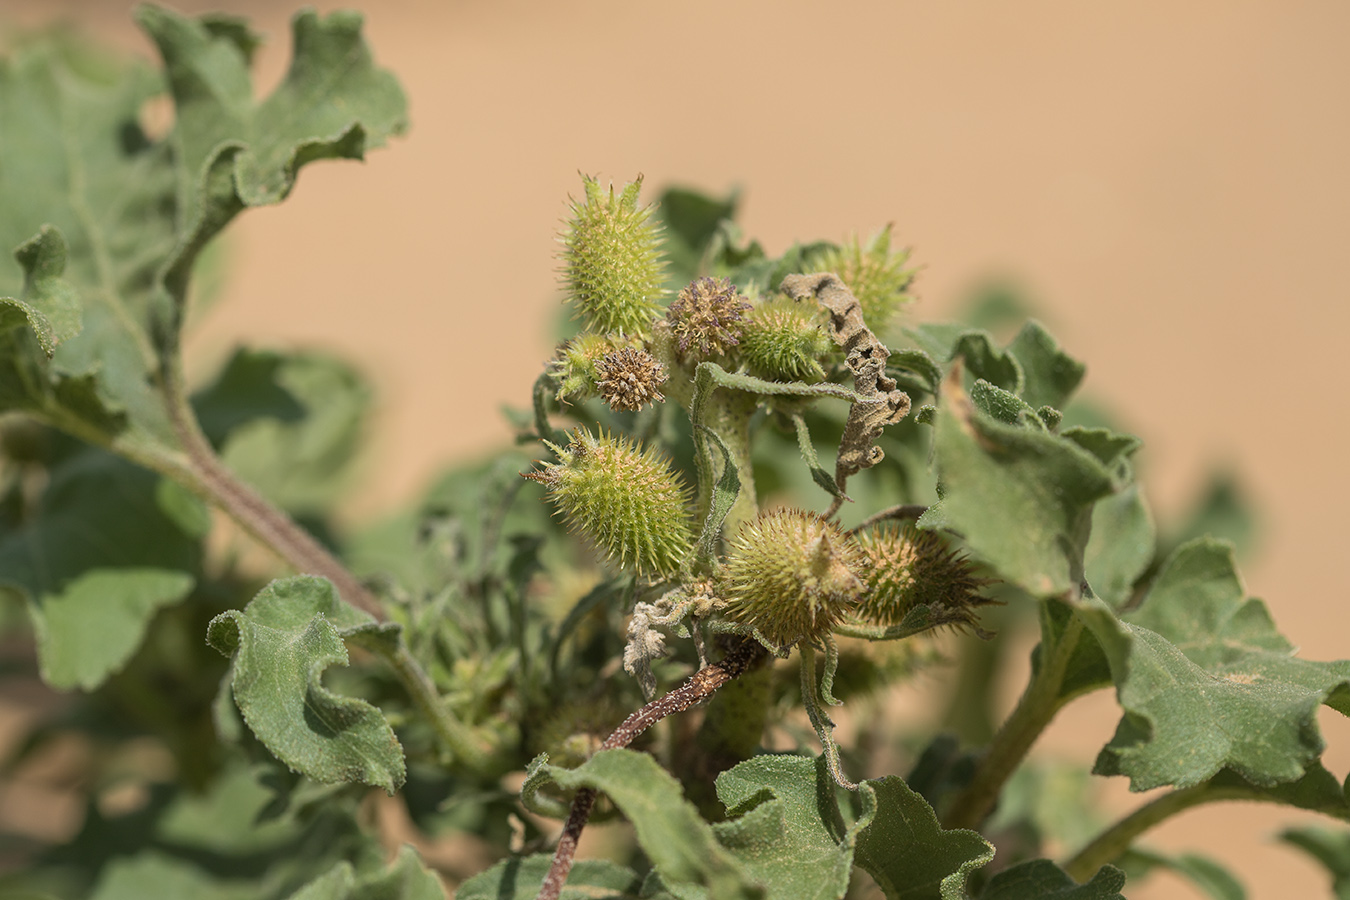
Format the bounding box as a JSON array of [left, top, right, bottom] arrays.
[[535, 637, 767, 900]]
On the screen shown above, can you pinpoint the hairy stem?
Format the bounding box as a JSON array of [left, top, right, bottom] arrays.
[[536, 637, 767, 900], [942, 610, 1086, 830], [1062, 784, 1248, 882]]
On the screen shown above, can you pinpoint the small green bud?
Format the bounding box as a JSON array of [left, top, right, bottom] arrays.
[[854, 522, 992, 630], [721, 508, 865, 648], [595, 346, 667, 413], [738, 295, 834, 383], [524, 429, 692, 580], [550, 333, 627, 402], [666, 276, 751, 362], [813, 225, 915, 336], [559, 174, 665, 337]]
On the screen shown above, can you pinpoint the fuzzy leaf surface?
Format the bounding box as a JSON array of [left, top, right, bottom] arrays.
[[207, 576, 406, 793], [1079, 539, 1350, 790], [976, 860, 1126, 899], [455, 856, 642, 900], [852, 773, 994, 900], [0, 6, 405, 460], [527, 750, 761, 900], [0, 451, 200, 689], [920, 374, 1115, 597]]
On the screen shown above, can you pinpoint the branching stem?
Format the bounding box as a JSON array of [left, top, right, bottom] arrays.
[[535, 637, 767, 900], [942, 610, 1085, 830]]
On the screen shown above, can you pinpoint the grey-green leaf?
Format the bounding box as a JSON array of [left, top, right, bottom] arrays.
[[853, 774, 994, 900], [207, 576, 406, 793], [920, 372, 1115, 597], [977, 860, 1126, 900], [0, 451, 200, 690], [1279, 826, 1350, 900], [1079, 539, 1350, 790], [456, 856, 642, 900], [286, 847, 446, 900], [1006, 321, 1085, 411], [1084, 483, 1154, 607]]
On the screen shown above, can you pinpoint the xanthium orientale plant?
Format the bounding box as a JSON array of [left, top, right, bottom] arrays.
[[1, 7, 1349, 900]]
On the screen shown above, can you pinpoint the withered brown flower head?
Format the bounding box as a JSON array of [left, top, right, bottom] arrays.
[[595, 347, 668, 412], [665, 276, 752, 361]]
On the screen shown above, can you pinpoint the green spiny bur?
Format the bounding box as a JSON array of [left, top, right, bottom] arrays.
[[559, 175, 666, 337], [812, 224, 915, 336], [739, 295, 833, 383], [525, 428, 692, 580], [853, 522, 991, 629]]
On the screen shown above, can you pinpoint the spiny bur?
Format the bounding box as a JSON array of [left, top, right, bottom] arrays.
[[595, 346, 667, 412], [812, 224, 915, 336], [559, 174, 665, 338], [721, 508, 865, 649], [739, 295, 834, 383], [551, 333, 629, 403], [524, 429, 692, 580], [854, 522, 992, 631], [666, 276, 752, 362]]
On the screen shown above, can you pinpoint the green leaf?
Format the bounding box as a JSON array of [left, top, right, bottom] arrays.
[[657, 186, 739, 289], [711, 754, 868, 900], [456, 856, 642, 900], [287, 847, 446, 900], [1084, 483, 1154, 607], [907, 325, 1023, 393], [976, 860, 1126, 899], [0, 6, 406, 463], [207, 576, 406, 793], [920, 373, 1115, 596], [1119, 848, 1245, 900], [853, 774, 994, 900], [1077, 539, 1350, 790], [695, 424, 742, 568], [1005, 321, 1085, 411], [1280, 826, 1350, 900], [88, 853, 254, 900], [790, 414, 847, 501], [969, 379, 1042, 428], [888, 347, 943, 395], [0, 450, 199, 689]]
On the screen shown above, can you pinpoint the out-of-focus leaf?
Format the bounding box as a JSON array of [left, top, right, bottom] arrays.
[[1077, 540, 1350, 790], [455, 856, 642, 900], [920, 373, 1115, 597], [976, 860, 1126, 899], [1119, 848, 1245, 900], [0, 451, 199, 689], [207, 576, 406, 793], [286, 847, 445, 900], [1006, 321, 1085, 411], [1279, 826, 1350, 900], [1084, 484, 1154, 607], [656, 186, 738, 289]]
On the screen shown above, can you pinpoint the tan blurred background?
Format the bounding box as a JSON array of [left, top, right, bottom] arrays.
[[8, 1, 1350, 897]]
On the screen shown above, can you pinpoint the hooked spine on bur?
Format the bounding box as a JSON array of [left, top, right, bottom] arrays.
[[523, 429, 693, 580], [720, 508, 866, 649], [558, 174, 666, 338], [738, 295, 835, 383], [853, 521, 994, 631]]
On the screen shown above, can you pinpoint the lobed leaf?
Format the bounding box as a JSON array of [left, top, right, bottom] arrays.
[[0, 450, 200, 689], [976, 860, 1125, 900], [207, 576, 406, 793], [1078, 539, 1350, 790]]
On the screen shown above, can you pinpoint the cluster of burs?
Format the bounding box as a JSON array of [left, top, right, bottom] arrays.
[[526, 175, 991, 683]]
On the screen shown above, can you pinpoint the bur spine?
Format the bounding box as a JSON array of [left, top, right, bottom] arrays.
[[813, 225, 915, 336], [739, 295, 834, 383], [524, 429, 692, 580], [854, 522, 992, 630], [559, 175, 665, 337], [721, 508, 865, 648], [666, 276, 751, 362]]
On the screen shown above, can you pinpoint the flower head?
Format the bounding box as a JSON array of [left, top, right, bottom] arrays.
[[666, 276, 752, 362]]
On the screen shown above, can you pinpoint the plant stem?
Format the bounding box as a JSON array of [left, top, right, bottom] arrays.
[[941, 611, 1085, 830], [535, 637, 767, 900], [163, 374, 382, 618], [1062, 784, 1250, 882]]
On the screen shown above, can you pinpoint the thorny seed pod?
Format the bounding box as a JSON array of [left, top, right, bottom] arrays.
[[853, 522, 993, 631], [721, 508, 865, 649], [812, 225, 915, 336], [523, 429, 692, 580], [595, 346, 668, 412], [559, 175, 665, 337], [666, 276, 752, 362], [550, 332, 629, 402], [738, 295, 835, 383]]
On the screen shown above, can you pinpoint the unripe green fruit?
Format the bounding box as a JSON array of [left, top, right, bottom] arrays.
[[559, 175, 665, 337], [524, 429, 692, 580], [721, 508, 865, 648], [854, 522, 990, 628], [739, 295, 834, 383], [812, 225, 915, 336], [551, 333, 626, 402]]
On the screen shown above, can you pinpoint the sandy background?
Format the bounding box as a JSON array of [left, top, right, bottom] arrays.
[[7, 1, 1350, 897]]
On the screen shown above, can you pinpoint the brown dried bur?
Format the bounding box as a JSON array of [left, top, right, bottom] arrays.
[[594, 346, 668, 412]]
